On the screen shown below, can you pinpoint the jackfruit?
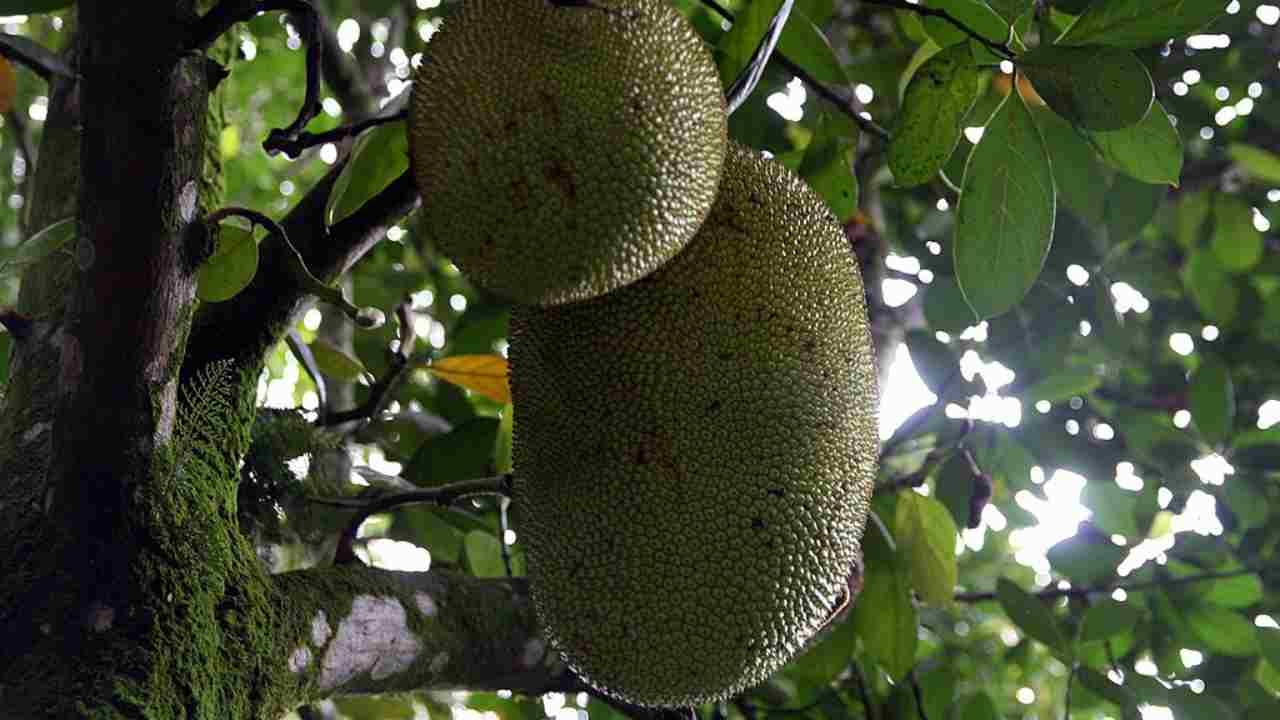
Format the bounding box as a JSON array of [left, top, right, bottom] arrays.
[[408, 0, 727, 306], [509, 144, 879, 706]]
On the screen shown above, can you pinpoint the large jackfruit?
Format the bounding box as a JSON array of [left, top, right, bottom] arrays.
[[408, 0, 727, 306], [510, 145, 879, 706]]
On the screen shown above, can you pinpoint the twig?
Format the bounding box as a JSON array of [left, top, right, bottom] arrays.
[[860, 0, 1015, 60], [909, 671, 930, 720], [697, 0, 889, 140], [187, 1, 324, 158], [498, 496, 514, 578], [954, 565, 1270, 603], [0, 33, 74, 81], [776, 54, 889, 140], [205, 206, 386, 329], [851, 661, 877, 720], [286, 329, 328, 413], [328, 474, 514, 564], [960, 448, 991, 529], [267, 109, 407, 159], [5, 109, 33, 185], [1063, 662, 1076, 720], [319, 299, 416, 426]]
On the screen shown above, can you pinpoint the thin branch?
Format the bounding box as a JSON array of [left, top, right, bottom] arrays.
[[205, 205, 386, 329], [266, 108, 407, 159], [286, 329, 328, 413], [697, 0, 889, 140], [851, 661, 877, 720], [329, 474, 514, 564], [776, 54, 889, 140], [860, 0, 1016, 60], [909, 671, 930, 720], [187, 1, 324, 157], [320, 299, 417, 426], [1063, 662, 1076, 720], [955, 566, 1271, 603], [0, 33, 74, 81], [5, 109, 32, 192]]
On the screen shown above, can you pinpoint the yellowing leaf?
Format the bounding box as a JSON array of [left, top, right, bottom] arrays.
[[429, 354, 510, 404]]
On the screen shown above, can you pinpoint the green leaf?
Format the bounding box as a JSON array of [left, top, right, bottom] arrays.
[[1024, 368, 1101, 403], [1201, 572, 1263, 609], [798, 112, 859, 222], [196, 224, 259, 303], [1087, 101, 1183, 186], [790, 616, 857, 683], [1080, 599, 1144, 643], [1176, 189, 1212, 249], [921, 0, 1013, 63], [1259, 628, 1280, 670], [1210, 195, 1264, 273], [1019, 45, 1153, 131], [997, 578, 1070, 655], [1105, 173, 1166, 242], [404, 417, 501, 487], [889, 41, 982, 188], [895, 492, 959, 605], [307, 337, 368, 383], [924, 276, 980, 332], [1076, 667, 1138, 714], [1058, 0, 1225, 48], [1186, 606, 1259, 656], [850, 521, 917, 681], [1047, 537, 1124, 586], [954, 91, 1055, 319], [777, 10, 849, 86], [716, 0, 785, 89], [960, 692, 1000, 720], [1031, 107, 1108, 224], [934, 452, 974, 529], [1183, 249, 1239, 327], [326, 120, 409, 227], [1168, 690, 1238, 720], [0, 0, 73, 12], [463, 530, 507, 578], [1188, 356, 1234, 446], [1228, 143, 1280, 184], [1080, 482, 1138, 537]]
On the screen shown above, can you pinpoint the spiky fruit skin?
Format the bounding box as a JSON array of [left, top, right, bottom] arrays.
[[408, 0, 727, 306], [509, 145, 879, 706]]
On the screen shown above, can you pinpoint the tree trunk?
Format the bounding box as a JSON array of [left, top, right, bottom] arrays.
[[0, 4, 568, 717]]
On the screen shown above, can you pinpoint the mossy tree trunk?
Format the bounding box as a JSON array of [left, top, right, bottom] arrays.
[[0, 4, 569, 717]]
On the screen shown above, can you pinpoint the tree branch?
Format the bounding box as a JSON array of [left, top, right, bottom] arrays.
[[270, 567, 576, 703], [328, 475, 514, 565], [0, 33, 75, 81], [266, 109, 407, 160], [183, 168, 419, 383], [697, 0, 889, 140], [860, 0, 1016, 60], [954, 566, 1270, 603], [187, 0, 324, 157], [320, 299, 417, 427]]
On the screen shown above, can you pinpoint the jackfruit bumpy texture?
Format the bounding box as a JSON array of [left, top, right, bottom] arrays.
[[509, 145, 879, 706], [408, 0, 728, 306]]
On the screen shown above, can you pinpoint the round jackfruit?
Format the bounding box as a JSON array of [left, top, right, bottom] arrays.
[[510, 144, 879, 706], [408, 0, 728, 306]]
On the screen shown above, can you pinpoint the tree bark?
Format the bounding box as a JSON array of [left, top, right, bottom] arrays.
[[0, 4, 569, 718]]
